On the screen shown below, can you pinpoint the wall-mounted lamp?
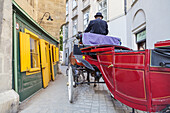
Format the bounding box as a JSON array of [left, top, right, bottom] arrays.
[[39, 12, 53, 25]]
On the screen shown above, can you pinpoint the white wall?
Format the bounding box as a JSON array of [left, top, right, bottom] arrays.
[[108, 15, 127, 46], [126, 0, 170, 49], [108, 0, 124, 20]]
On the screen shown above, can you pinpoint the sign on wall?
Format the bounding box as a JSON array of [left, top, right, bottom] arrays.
[[136, 29, 146, 43], [16, 22, 19, 30]]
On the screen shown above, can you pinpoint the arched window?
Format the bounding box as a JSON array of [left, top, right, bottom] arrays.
[[132, 9, 146, 50]]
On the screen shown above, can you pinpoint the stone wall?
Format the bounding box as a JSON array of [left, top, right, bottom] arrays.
[[0, 0, 19, 113], [0, 0, 4, 40], [15, 0, 66, 40], [37, 0, 66, 40], [14, 0, 38, 20]]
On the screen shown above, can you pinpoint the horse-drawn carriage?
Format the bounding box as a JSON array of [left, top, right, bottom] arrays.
[[67, 33, 170, 112]]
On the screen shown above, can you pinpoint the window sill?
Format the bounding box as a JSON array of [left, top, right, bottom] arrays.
[[29, 68, 41, 72], [82, 4, 90, 12], [131, 0, 138, 7], [26, 69, 41, 75], [71, 14, 78, 19], [72, 5, 78, 11]]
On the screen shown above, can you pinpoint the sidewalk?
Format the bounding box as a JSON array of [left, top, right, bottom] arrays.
[[19, 65, 143, 113]]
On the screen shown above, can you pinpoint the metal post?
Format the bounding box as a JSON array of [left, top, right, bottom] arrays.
[[124, 0, 127, 15], [13, 10, 18, 93]]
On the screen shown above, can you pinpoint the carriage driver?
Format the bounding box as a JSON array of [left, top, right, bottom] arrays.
[[84, 12, 109, 35]]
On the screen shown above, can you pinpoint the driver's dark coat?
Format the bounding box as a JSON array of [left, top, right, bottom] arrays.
[[85, 18, 109, 35]]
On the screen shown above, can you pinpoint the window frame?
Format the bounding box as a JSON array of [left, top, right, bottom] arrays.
[[136, 29, 146, 43], [83, 10, 90, 30], [66, 0, 69, 15], [135, 29, 146, 50], [65, 24, 68, 39], [72, 0, 77, 9], [98, 0, 107, 21], [25, 28, 41, 73], [72, 18, 78, 36], [51, 45, 57, 65], [56, 47, 59, 62]]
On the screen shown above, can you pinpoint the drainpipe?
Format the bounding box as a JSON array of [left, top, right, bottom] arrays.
[[124, 0, 127, 15], [13, 10, 18, 93]]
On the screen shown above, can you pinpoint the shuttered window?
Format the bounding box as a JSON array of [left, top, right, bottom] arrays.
[[99, 0, 107, 20], [20, 29, 40, 73], [20, 32, 31, 72], [53, 45, 56, 62], [40, 39, 46, 68], [30, 38, 39, 68], [56, 47, 59, 62]]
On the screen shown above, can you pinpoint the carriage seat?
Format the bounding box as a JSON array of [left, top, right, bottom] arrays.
[[82, 33, 121, 46]]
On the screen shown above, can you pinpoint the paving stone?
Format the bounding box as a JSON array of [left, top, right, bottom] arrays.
[[19, 65, 148, 113], [91, 109, 99, 113]]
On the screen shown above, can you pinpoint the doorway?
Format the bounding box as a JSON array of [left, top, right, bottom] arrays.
[[65, 48, 69, 66]]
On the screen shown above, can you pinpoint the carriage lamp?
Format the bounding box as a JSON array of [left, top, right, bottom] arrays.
[[39, 12, 53, 25], [82, 56, 85, 59]]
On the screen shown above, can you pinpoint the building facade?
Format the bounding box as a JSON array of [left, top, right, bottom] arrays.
[[15, 0, 66, 40], [126, 0, 170, 50], [0, 0, 62, 112], [0, 0, 19, 112], [62, 0, 130, 65], [63, 0, 108, 65], [62, 0, 170, 65]]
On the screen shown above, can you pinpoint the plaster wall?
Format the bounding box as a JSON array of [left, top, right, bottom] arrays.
[[89, 0, 99, 21], [108, 0, 124, 20], [126, 0, 133, 12], [108, 15, 127, 46], [77, 0, 83, 32], [68, 0, 73, 38], [126, 0, 170, 49]]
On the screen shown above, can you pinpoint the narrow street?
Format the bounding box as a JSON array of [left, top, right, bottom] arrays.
[[18, 65, 145, 113]]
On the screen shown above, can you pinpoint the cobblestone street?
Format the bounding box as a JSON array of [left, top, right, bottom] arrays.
[[19, 65, 144, 113]]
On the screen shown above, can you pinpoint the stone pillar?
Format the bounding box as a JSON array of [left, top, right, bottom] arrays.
[[0, 0, 19, 113]]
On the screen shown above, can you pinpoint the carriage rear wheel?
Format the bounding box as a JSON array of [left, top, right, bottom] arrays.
[[68, 65, 73, 103]]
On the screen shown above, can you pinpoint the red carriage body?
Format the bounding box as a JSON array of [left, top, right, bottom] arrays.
[[81, 41, 170, 112]]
